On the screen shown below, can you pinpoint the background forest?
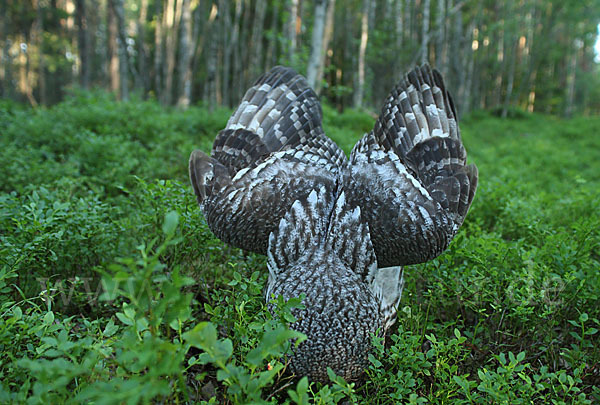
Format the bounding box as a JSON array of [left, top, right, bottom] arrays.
[[1, 0, 600, 404], [2, 0, 600, 116]]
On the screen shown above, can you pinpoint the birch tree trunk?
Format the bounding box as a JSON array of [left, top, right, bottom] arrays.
[[421, 0, 431, 64], [435, 0, 446, 73], [190, 3, 218, 84], [564, 38, 580, 118], [250, 0, 267, 79], [288, 0, 299, 62], [221, 0, 232, 106], [395, 0, 403, 57], [176, 0, 193, 108], [265, 0, 279, 69], [154, 0, 163, 101], [501, 40, 517, 118], [230, 0, 242, 106], [107, 2, 120, 96], [240, 0, 252, 91], [36, 0, 47, 104], [109, 0, 130, 100], [490, 3, 505, 109], [353, 0, 369, 108], [306, 0, 328, 90], [163, 0, 183, 105], [76, 0, 90, 89], [462, 21, 477, 114], [204, 4, 218, 109], [315, 0, 335, 95], [137, 0, 149, 95]]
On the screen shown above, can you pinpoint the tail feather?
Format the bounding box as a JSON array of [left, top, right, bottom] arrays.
[[267, 184, 336, 277], [326, 191, 378, 283]]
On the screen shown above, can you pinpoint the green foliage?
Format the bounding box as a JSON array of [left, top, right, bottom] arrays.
[[0, 95, 599, 403]]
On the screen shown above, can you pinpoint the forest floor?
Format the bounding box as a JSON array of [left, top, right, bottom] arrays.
[[1, 92, 599, 404]]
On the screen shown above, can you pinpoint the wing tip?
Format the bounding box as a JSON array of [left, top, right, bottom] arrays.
[[189, 149, 231, 205], [189, 149, 210, 203]]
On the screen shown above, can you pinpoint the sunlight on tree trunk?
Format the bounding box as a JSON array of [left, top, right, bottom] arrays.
[[354, 0, 369, 108], [164, 0, 182, 105], [307, 0, 328, 90], [315, 0, 336, 95], [154, 0, 163, 102], [177, 0, 193, 108], [137, 0, 149, 95], [288, 0, 299, 63], [107, 2, 120, 97]]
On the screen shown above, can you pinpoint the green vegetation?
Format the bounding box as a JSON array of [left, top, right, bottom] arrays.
[[1, 93, 599, 403]]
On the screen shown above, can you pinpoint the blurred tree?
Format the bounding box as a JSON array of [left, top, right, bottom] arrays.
[[0, 0, 598, 115]]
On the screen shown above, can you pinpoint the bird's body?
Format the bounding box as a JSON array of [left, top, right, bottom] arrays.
[[189, 65, 477, 382]]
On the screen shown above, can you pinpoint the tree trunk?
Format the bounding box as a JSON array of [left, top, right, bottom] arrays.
[[191, 2, 218, 98], [250, 0, 267, 79], [240, 0, 252, 91], [395, 0, 403, 62], [314, 0, 335, 95], [564, 38, 579, 118], [76, 0, 90, 90], [204, 3, 218, 109], [230, 0, 242, 106], [421, 0, 431, 64], [265, 0, 279, 69], [108, 0, 130, 100], [405, 0, 413, 43], [137, 0, 149, 95], [462, 21, 476, 114], [353, 0, 369, 108], [288, 0, 299, 62], [435, 0, 446, 73], [107, 1, 120, 96], [163, 0, 183, 105], [36, 0, 47, 104], [491, 3, 504, 109], [0, 1, 12, 98], [501, 40, 517, 118], [177, 0, 193, 108], [221, 0, 232, 106], [306, 0, 328, 90], [451, 6, 464, 113], [154, 0, 163, 101]]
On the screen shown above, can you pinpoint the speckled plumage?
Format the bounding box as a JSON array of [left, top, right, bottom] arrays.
[[189, 65, 477, 383]]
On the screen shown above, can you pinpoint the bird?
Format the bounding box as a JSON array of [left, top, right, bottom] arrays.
[[189, 65, 478, 383]]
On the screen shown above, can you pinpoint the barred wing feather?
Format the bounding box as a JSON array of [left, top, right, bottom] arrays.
[[345, 65, 478, 267], [189, 66, 345, 255]]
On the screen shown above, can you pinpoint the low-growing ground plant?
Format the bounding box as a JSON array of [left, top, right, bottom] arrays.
[[0, 94, 598, 403]]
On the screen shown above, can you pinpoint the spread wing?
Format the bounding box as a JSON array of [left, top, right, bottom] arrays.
[[344, 64, 478, 268], [189, 66, 346, 255]]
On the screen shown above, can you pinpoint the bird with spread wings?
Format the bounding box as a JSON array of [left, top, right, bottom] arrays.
[[189, 65, 478, 382]]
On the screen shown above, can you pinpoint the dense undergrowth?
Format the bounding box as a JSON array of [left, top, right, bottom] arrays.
[[0, 91, 599, 403]]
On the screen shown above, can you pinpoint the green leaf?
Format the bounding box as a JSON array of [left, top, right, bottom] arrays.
[[454, 328, 461, 339], [103, 319, 119, 337], [116, 312, 133, 326], [162, 211, 179, 235], [43, 311, 55, 325], [288, 376, 309, 405], [184, 322, 233, 365]]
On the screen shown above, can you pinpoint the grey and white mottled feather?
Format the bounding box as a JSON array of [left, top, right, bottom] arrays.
[[189, 65, 478, 383]]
